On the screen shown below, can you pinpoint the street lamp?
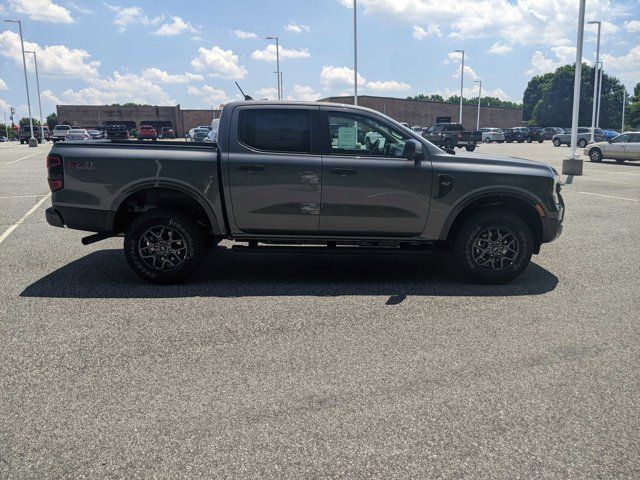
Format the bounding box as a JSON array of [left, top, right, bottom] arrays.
[[25, 50, 44, 143], [454, 49, 465, 123], [587, 20, 601, 142], [596, 61, 604, 128], [562, 0, 586, 175], [474, 80, 482, 130], [621, 87, 626, 133], [273, 70, 283, 99], [353, 0, 358, 106], [4, 19, 37, 147], [266, 36, 281, 100]]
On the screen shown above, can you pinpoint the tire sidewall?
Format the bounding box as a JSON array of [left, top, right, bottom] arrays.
[[589, 148, 602, 162], [125, 211, 204, 283], [454, 211, 533, 284]]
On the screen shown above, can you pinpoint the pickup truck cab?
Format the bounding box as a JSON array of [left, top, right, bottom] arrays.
[[52, 125, 71, 143], [45, 101, 564, 284], [422, 123, 481, 152]]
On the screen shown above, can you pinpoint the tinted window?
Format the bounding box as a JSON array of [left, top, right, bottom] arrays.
[[238, 109, 311, 153]]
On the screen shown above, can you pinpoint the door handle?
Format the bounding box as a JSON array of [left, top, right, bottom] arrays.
[[238, 164, 265, 172], [329, 168, 357, 176]]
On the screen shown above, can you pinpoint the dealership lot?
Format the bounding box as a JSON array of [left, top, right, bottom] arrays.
[[1, 142, 638, 477]]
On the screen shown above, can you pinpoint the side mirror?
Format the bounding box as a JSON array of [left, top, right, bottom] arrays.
[[404, 139, 425, 162]]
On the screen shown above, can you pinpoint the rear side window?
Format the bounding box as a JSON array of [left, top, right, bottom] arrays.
[[238, 109, 311, 153]]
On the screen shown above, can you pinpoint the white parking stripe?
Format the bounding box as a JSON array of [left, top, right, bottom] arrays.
[[576, 177, 632, 185], [585, 168, 640, 177], [566, 190, 639, 202], [0, 194, 51, 246], [5, 151, 42, 165], [0, 194, 49, 199]]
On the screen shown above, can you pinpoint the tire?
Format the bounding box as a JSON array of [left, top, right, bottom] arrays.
[[588, 148, 603, 162], [526, 136, 532, 143], [553, 138, 561, 147], [578, 139, 587, 148], [465, 146, 476, 152], [124, 209, 205, 284], [615, 158, 625, 164], [538, 139, 544, 143], [453, 209, 533, 284], [506, 139, 513, 143], [517, 139, 524, 143], [443, 138, 454, 150], [484, 137, 491, 143]]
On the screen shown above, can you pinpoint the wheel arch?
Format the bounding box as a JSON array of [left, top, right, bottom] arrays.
[[441, 191, 544, 253]]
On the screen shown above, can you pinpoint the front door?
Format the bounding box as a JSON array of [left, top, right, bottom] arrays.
[[606, 134, 629, 159], [318, 109, 432, 236], [227, 107, 321, 233], [625, 134, 640, 160]]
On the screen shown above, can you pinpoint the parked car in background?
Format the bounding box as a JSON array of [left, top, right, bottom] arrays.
[[411, 125, 424, 133], [186, 127, 210, 142], [65, 129, 91, 141], [602, 129, 620, 141], [552, 127, 605, 147], [159, 127, 175, 139], [0, 136, 7, 142], [513, 127, 544, 143], [422, 123, 482, 151], [502, 128, 525, 143], [137, 125, 158, 141], [584, 132, 640, 164], [203, 129, 217, 143], [105, 125, 129, 140], [52, 125, 71, 143], [94, 126, 107, 138], [542, 127, 564, 140], [480, 128, 505, 143], [88, 130, 102, 140]]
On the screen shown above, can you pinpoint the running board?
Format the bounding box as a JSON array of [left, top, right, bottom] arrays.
[[231, 244, 435, 255]]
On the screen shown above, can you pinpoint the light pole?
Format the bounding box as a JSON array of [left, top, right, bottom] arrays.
[[596, 61, 603, 128], [5, 19, 37, 147], [353, 0, 358, 106], [266, 36, 281, 100], [474, 80, 482, 130], [454, 49, 465, 123], [272, 71, 283, 99], [3, 111, 8, 139], [621, 88, 626, 133], [587, 20, 601, 142], [562, 0, 586, 175], [25, 50, 44, 143]]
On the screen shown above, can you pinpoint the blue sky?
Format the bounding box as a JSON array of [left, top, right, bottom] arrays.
[[0, 0, 638, 120]]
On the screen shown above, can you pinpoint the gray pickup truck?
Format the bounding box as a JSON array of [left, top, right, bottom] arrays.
[[45, 101, 564, 284]]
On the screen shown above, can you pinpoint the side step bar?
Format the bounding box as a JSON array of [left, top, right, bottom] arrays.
[[231, 244, 436, 255]]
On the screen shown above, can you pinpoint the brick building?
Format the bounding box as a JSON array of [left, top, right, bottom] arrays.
[[320, 95, 523, 129], [56, 105, 220, 137]]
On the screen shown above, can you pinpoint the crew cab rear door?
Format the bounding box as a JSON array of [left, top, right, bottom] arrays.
[[317, 108, 432, 236], [226, 105, 321, 233]]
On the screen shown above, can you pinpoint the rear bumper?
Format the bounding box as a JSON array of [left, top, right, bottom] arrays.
[[46, 206, 113, 232]]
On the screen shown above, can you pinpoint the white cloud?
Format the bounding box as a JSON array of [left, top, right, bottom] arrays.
[[141, 68, 203, 84], [0, 78, 7, 91], [412, 25, 442, 39], [0, 31, 100, 77], [320, 65, 366, 89], [191, 46, 247, 79], [366, 80, 412, 92], [251, 44, 311, 62], [524, 45, 586, 76], [286, 85, 321, 101], [453, 65, 479, 81], [52, 71, 176, 105], [153, 16, 198, 36], [66, 2, 95, 15], [255, 87, 279, 99], [6, 0, 74, 23], [624, 20, 640, 33], [602, 44, 640, 91], [104, 3, 163, 33], [187, 84, 230, 106], [285, 22, 310, 33], [435, 86, 510, 101], [232, 29, 257, 39], [487, 42, 512, 55]]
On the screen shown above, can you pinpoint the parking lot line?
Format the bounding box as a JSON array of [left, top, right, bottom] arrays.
[[576, 177, 633, 185], [5, 151, 43, 165], [568, 190, 639, 202], [0, 194, 51, 246], [0, 194, 50, 199], [584, 168, 640, 177]]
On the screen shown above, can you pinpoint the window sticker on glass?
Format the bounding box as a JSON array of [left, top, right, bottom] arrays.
[[338, 127, 357, 149]]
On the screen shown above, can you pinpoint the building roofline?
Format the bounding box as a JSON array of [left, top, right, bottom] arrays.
[[319, 95, 523, 111]]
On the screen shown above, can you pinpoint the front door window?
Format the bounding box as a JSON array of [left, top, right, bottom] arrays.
[[328, 112, 407, 158]]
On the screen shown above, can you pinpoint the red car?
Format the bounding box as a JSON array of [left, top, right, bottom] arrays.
[[137, 125, 157, 140]]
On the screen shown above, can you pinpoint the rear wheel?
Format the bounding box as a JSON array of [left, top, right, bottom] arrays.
[[553, 138, 561, 147], [538, 138, 544, 143], [453, 209, 533, 284], [484, 137, 491, 143], [124, 209, 205, 284], [465, 145, 476, 152], [526, 136, 532, 143], [578, 138, 587, 148], [589, 148, 603, 162]]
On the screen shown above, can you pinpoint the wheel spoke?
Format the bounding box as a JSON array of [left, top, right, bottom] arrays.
[[138, 224, 188, 272], [471, 226, 520, 272]]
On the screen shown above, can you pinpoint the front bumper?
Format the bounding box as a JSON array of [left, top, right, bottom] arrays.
[[542, 193, 564, 243]]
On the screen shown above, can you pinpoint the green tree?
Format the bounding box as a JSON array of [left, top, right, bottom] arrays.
[[523, 64, 625, 129], [46, 113, 58, 129], [625, 82, 640, 131], [19, 117, 41, 127]]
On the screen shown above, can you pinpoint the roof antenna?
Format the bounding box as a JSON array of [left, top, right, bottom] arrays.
[[235, 82, 253, 101]]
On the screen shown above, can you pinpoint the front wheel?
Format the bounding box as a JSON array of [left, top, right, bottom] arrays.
[[589, 148, 603, 162], [553, 138, 561, 147], [526, 136, 532, 143], [484, 137, 491, 143], [465, 145, 476, 152], [124, 209, 205, 284], [538, 139, 544, 143], [453, 209, 533, 284], [578, 139, 587, 148]]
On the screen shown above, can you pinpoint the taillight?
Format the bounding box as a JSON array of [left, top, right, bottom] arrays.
[[47, 154, 64, 192]]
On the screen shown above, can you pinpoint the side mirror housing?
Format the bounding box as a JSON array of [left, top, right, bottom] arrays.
[[404, 139, 425, 161]]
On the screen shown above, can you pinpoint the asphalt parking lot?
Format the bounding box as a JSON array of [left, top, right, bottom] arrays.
[[1, 140, 638, 478]]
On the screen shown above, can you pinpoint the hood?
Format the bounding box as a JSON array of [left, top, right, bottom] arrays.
[[443, 151, 556, 177]]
